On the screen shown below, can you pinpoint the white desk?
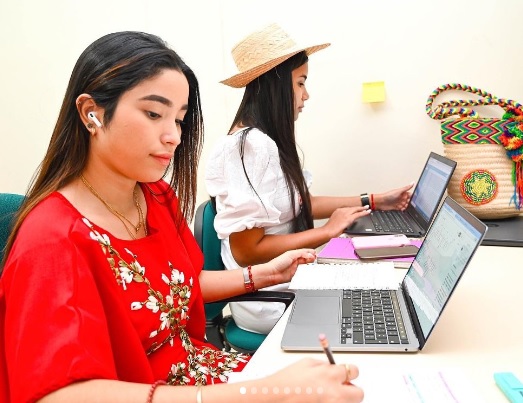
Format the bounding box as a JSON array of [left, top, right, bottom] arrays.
[[242, 246, 523, 402]]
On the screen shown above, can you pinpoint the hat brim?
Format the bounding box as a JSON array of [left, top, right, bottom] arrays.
[[220, 42, 330, 88]]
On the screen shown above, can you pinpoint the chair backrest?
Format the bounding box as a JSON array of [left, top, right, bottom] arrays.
[[194, 198, 294, 353], [194, 199, 226, 318], [194, 199, 224, 271], [0, 193, 24, 263]]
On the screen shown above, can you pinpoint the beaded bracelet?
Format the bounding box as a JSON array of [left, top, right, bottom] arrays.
[[146, 380, 166, 403]]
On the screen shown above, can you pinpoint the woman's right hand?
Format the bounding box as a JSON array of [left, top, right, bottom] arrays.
[[259, 358, 364, 402], [322, 206, 371, 238]]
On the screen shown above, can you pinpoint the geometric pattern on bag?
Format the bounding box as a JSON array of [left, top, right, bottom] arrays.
[[426, 84, 523, 219], [442, 118, 508, 144]]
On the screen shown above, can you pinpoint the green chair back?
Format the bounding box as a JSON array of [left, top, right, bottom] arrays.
[[194, 200, 227, 321], [0, 193, 24, 264], [194, 199, 268, 353]]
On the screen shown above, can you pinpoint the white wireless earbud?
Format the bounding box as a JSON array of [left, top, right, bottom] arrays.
[[87, 111, 102, 128]]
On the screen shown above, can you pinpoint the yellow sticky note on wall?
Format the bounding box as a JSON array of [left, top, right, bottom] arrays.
[[362, 81, 386, 103]]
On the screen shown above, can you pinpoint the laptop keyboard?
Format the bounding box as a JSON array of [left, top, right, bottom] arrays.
[[341, 289, 409, 345], [370, 210, 415, 234]]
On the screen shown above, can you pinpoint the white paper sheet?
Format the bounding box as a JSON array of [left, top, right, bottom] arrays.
[[228, 366, 485, 403], [289, 262, 399, 290]]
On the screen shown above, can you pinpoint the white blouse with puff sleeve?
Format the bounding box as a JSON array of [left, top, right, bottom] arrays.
[[205, 128, 312, 334]]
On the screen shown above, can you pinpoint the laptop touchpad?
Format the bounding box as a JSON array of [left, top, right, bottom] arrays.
[[290, 296, 339, 324]]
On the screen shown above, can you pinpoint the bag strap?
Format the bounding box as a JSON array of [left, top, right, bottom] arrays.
[[426, 83, 523, 120]]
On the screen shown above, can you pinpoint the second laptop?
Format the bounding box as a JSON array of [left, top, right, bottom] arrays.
[[345, 152, 456, 237]]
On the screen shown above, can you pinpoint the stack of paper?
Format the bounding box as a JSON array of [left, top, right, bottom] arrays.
[[289, 262, 399, 290]]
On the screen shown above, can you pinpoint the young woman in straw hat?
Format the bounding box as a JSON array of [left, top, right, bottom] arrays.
[[1, 31, 363, 403], [206, 23, 413, 334]]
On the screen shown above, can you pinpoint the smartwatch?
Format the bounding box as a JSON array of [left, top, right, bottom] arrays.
[[360, 193, 370, 207]]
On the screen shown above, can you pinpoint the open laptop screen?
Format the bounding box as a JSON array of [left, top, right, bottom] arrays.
[[403, 198, 485, 339], [410, 155, 456, 223]]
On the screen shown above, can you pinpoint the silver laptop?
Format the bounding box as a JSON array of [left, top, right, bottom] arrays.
[[481, 215, 523, 247], [281, 196, 487, 352], [344, 152, 456, 237]]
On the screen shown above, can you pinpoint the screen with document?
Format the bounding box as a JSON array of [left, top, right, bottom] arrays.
[[409, 156, 455, 222], [404, 201, 483, 337]]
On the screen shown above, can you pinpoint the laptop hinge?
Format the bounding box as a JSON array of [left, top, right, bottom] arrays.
[[402, 284, 427, 349]]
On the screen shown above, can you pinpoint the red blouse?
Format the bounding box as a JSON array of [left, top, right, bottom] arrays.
[[0, 181, 248, 403]]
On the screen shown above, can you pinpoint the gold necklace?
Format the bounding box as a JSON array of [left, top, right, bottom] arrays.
[[80, 174, 147, 239]]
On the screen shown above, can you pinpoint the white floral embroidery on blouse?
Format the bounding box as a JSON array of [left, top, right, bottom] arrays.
[[82, 218, 248, 385]]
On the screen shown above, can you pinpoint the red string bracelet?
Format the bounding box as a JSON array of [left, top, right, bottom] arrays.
[[243, 265, 256, 292], [146, 380, 167, 403], [370, 194, 376, 210], [248, 265, 256, 291]]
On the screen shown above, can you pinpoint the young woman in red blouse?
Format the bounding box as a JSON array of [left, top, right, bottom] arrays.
[[0, 31, 363, 403]]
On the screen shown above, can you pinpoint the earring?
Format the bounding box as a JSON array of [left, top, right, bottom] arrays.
[[86, 123, 97, 135]]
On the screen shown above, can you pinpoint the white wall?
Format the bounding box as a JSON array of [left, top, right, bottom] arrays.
[[2, 0, 523, 222]]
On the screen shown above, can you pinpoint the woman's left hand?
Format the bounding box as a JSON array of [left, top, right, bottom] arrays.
[[376, 183, 414, 211], [261, 248, 316, 285]]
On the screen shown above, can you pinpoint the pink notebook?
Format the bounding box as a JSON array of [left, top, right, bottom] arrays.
[[317, 237, 423, 268]]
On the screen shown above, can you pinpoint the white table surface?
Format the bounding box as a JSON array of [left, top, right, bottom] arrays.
[[241, 245, 523, 402]]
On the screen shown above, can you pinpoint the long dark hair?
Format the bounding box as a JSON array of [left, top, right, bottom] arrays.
[[229, 51, 313, 232], [2, 31, 203, 267]]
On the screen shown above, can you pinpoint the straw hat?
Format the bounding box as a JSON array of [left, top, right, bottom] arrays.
[[220, 23, 330, 88]]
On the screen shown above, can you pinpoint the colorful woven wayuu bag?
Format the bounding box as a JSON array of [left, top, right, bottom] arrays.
[[426, 83, 523, 219]]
